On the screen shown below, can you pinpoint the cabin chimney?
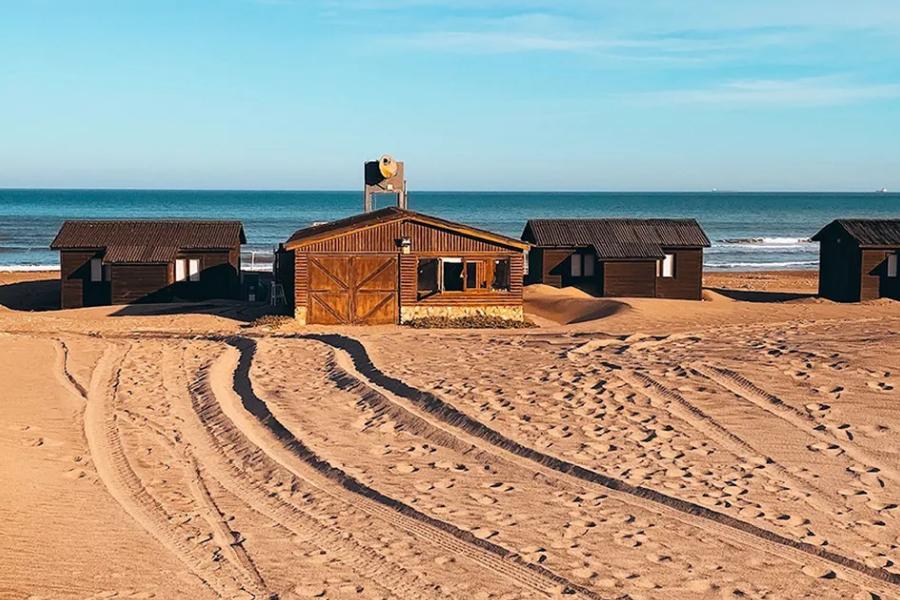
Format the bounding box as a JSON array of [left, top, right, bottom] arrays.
[[364, 155, 406, 212]]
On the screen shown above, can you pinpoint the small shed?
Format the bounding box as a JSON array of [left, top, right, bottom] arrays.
[[276, 207, 529, 325], [51, 220, 246, 308], [811, 219, 900, 301], [522, 218, 710, 300]]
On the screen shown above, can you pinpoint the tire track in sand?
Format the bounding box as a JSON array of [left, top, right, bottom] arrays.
[[218, 337, 608, 600], [692, 363, 900, 484], [296, 333, 900, 596], [164, 344, 449, 600], [83, 342, 270, 599]]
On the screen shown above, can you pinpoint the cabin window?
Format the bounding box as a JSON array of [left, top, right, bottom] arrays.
[[658, 253, 675, 278], [417, 258, 439, 297], [570, 253, 594, 278], [442, 258, 464, 292], [188, 258, 201, 282], [570, 254, 582, 277], [175, 259, 187, 282], [493, 259, 510, 291], [90, 258, 102, 282], [888, 253, 898, 278], [176, 258, 202, 283]]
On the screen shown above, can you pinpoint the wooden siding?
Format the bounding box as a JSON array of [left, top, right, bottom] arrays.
[[60, 249, 108, 308], [537, 248, 576, 287], [655, 248, 703, 300], [818, 238, 861, 301], [860, 248, 900, 301], [294, 253, 309, 311], [603, 260, 657, 297], [170, 249, 241, 301], [110, 264, 171, 304], [297, 220, 522, 254]]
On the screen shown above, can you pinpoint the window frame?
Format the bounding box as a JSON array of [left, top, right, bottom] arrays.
[[188, 258, 201, 282], [658, 253, 676, 278], [888, 252, 898, 278], [418, 256, 512, 296], [175, 258, 187, 282]]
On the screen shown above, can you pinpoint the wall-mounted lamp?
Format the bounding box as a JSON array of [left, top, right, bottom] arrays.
[[397, 237, 412, 255]]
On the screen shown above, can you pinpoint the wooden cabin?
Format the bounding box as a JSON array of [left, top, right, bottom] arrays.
[[812, 219, 900, 302], [522, 218, 710, 300], [51, 220, 246, 308], [275, 207, 529, 325]]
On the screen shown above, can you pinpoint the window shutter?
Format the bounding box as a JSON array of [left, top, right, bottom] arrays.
[[175, 259, 186, 282], [583, 255, 595, 277], [888, 253, 898, 278]]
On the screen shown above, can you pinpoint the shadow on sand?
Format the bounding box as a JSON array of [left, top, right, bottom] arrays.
[[0, 279, 60, 311], [110, 300, 276, 323], [708, 287, 816, 303]]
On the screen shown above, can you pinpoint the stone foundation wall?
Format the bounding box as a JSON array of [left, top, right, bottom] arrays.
[[294, 306, 308, 325], [399, 305, 524, 323]]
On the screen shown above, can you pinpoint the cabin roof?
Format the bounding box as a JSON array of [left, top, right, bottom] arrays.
[[51, 220, 246, 264], [522, 218, 710, 259], [284, 206, 529, 251], [811, 219, 900, 247]]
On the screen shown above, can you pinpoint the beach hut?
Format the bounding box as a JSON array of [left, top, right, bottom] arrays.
[[275, 207, 529, 325], [51, 220, 246, 308], [811, 218, 900, 301], [521, 218, 710, 300]]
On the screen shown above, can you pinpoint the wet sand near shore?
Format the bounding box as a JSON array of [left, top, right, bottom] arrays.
[[0, 270, 897, 599]]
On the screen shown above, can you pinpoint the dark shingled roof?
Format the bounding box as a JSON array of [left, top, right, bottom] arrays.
[[522, 218, 710, 259], [284, 206, 528, 250], [51, 220, 246, 264], [811, 219, 900, 246]]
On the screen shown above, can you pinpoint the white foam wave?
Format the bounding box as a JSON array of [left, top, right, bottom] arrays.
[[0, 264, 60, 272], [717, 237, 812, 245], [705, 260, 818, 269]]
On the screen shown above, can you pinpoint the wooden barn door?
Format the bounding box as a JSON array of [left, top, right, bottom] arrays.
[[307, 255, 398, 325]]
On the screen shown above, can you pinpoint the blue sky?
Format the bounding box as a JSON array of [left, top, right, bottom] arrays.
[[1, 0, 899, 191]]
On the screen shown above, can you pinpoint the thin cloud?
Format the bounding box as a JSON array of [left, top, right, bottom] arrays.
[[642, 77, 900, 107]]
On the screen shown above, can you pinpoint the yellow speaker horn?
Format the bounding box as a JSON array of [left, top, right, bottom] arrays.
[[378, 154, 399, 179]]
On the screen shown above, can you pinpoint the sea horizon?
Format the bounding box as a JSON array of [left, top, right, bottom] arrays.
[[2, 188, 897, 272]]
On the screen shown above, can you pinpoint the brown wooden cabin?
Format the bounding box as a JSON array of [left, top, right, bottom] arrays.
[[275, 207, 529, 325], [522, 218, 710, 300], [51, 220, 246, 308], [812, 219, 900, 302]]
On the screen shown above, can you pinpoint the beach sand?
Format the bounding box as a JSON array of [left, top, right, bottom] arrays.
[[1, 270, 898, 599]]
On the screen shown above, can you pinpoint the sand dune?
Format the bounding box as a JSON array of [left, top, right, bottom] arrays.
[[1, 271, 898, 599]]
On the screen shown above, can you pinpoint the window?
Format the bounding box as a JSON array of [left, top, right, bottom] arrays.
[[175, 259, 187, 282], [570, 253, 582, 277], [659, 253, 675, 278], [90, 258, 102, 282], [417, 258, 439, 298], [188, 258, 201, 282], [492, 259, 510, 291], [442, 258, 464, 291], [582, 254, 595, 277], [175, 258, 201, 282], [889, 253, 898, 278], [570, 253, 594, 278]]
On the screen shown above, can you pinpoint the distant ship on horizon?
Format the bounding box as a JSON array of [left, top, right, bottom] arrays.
[[877, 187, 888, 193]]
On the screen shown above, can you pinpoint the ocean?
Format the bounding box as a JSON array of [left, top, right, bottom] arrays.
[[1, 189, 897, 271]]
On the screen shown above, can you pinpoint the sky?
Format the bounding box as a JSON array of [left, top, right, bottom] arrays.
[[1, 0, 899, 191]]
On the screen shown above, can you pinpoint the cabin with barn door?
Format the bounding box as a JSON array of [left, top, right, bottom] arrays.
[[50, 220, 245, 308], [275, 206, 528, 325], [812, 218, 900, 301], [522, 218, 710, 300]]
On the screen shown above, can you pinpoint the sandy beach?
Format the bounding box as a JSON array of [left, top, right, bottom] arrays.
[[1, 270, 898, 599]]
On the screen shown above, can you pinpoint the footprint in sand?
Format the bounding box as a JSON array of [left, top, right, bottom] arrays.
[[470, 527, 498, 540], [389, 462, 417, 475], [868, 380, 895, 392]]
